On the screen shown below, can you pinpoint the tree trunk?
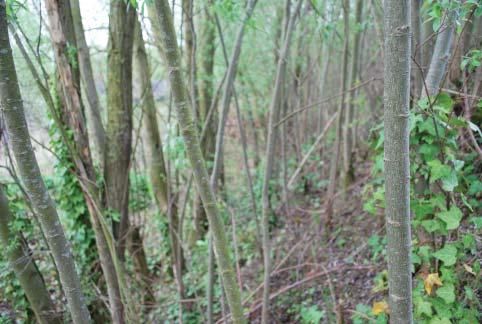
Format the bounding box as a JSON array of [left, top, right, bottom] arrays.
[[261, 1, 302, 323], [133, 16, 184, 301], [343, 0, 363, 187], [0, 3, 90, 322], [210, 0, 258, 191], [43, 1, 126, 322], [182, 0, 199, 117], [0, 185, 62, 324], [383, 0, 413, 323], [150, 0, 244, 322], [411, 0, 422, 100], [70, 0, 106, 163], [194, 2, 217, 240], [325, 0, 350, 228], [421, 11, 454, 98], [105, 0, 136, 261]]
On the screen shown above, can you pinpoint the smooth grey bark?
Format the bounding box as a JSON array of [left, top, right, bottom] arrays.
[[0, 185, 62, 324], [0, 3, 90, 322], [421, 11, 454, 98], [411, 0, 423, 100], [70, 0, 106, 162], [260, 1, 303, 323], [383, 0, 413, 323], [150, 1, 244, 322]]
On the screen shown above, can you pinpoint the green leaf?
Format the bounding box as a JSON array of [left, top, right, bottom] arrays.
[[464, 286, 474, 301], [416, 300, 433, 317], [470, 217, 482, 229], [419, 118, 437, 136], [441, 170, 458, 192], [427, 159, 451, 183], [421, 219, 442, 233], [433, 245, 457, 266], [436, 283, 456, 304], [418, 144, 440, 159], [429, 318, 451, 324], [468, 180, 482, 195], [434, 93, 453, 112], [437, 206, 462, 230]]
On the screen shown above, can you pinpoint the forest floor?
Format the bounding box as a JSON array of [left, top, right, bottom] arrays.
[[239, 157, 388, 323]]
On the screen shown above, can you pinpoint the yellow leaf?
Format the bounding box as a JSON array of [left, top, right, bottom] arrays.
[[463, 264, 475, 275], [372, 301, 389, 315], [424, 273, 443, 295]]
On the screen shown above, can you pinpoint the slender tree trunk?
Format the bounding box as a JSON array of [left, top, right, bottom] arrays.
[[210, 0, 258, 191], [343, 0, 363, 187], [0, 4, 90, 322], [421, 9, 435, 73], [43, 1, 126, 322], [105, 0, 136, 261], [411, 0, 422, 100], [0, 185, 62, 324], [70, 0, 106, 163], [133, 16, 184, 303], [150, 1, 244, 322], [194, 2, 217, 240], [261, 1, 302, 323], [325, 0, 350, 228], [182, 0, 198, 117], [383, 0, 413, 323], [421, 11, 454, 98]]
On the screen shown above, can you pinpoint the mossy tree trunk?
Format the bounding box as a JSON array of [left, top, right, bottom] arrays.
[[133, 17, 184, 301], [150, 0, 245, 322], [105, 0, 136, 262], [0, 3, 90, 322], [43, 1, 126, 322], [194, 0, 217, 241], [70, 0, 106, 163]]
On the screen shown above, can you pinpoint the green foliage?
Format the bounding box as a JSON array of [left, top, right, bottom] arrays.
[[362, 89, 481, 322], [300, 305, 325, 324], [0, 185, 32, 321]]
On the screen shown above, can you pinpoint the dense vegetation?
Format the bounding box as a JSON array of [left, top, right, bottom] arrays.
[[0, 0, 480, 323]]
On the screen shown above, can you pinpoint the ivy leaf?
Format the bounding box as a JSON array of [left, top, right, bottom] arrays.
[[434, 93, 453, 113], [433, 245, 457, 266], [419, 119, 437, 136], [429, 318, 451, 324], [436, 283, 456, 304], [441, 170, 458, 192], [424, 273, 442, 295], [427, 159, 451, 183], [437, 206, 463, 230], [470, 217, 482, 229], [372, 301, 389, 316], [416, 300, 433, 317], [421, 219, 442, 233]]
